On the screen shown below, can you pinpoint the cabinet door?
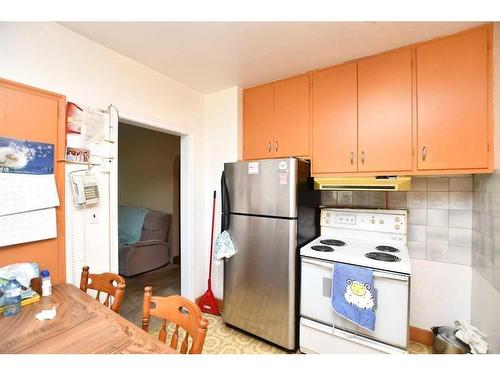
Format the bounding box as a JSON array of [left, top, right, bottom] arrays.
[[312, 63, 358, 174], [273, 74, 310, 157], [243, 84, 274, 160], [416, 28, 489, 170], [358, 48, 413, 173]]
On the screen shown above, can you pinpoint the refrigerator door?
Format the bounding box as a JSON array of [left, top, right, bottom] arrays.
[[223, 158, 298, 218], [223, 214, 297, 350]]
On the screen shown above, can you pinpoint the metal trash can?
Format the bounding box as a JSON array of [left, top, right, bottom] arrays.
[[432, 326, 470, 354]]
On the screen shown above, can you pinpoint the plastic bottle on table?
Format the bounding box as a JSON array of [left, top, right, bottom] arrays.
[[3, 276, 22, 317], [41, 269, 52, 297]]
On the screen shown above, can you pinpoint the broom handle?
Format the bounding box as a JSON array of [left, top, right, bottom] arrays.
[[208, 190, 216, 289]]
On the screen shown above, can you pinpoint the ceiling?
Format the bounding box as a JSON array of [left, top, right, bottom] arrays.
[[60, 22, 484, 94]]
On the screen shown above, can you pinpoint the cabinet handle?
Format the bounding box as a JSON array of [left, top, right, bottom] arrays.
[[267, 142, 271, 152], [275, 141, 279, 152], [361, 151, 365, 164], [422, 146, 427, 161], [350, 152, 354, 164]]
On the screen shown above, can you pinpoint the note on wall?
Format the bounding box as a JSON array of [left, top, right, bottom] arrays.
[[0, 208, 57, 247], [0, 173, 60, 217]]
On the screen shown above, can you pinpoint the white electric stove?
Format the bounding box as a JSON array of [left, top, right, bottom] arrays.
[[299, 208, 411, 354]]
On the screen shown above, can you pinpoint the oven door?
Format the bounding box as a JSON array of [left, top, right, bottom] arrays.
[[300, 256, 410, 349]]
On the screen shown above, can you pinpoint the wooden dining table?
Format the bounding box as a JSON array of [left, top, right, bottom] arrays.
[[0, 283, 177, 354]]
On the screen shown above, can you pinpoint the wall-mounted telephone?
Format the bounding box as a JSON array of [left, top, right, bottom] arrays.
[[71, 173, 100, 206]]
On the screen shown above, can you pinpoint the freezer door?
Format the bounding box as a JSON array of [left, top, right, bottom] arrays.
[[223, 214, 297, 350], [223, 158, 298, 218]]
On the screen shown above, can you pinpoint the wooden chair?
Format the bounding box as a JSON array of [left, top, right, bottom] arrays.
[[79, 266, 126, 313], [142, 286, 209, 354]]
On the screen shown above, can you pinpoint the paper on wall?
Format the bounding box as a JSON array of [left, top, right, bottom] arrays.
[[0, 208, 57, 247], [0, 173, 60, 217]]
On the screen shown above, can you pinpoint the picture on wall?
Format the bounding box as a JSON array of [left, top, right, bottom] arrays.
[[65, 147, 90, 163]]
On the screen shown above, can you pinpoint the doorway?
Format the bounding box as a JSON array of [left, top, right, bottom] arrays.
[[116, 121, 181, 326]]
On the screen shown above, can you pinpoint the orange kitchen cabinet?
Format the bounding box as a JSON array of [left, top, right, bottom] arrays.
[[357, 48, 413, 173], [416, 27, 490, 171], [242, 84, 274, 160], [273, 74, 310, 157], [312, 62, 358, 174]]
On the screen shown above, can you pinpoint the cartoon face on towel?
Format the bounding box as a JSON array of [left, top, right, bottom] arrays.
[[344, 279, 374, 310]]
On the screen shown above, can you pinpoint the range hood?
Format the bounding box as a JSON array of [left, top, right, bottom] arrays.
[[314, 176, 411, 191]]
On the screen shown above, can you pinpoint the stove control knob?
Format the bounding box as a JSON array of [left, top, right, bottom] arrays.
[[379, 219, 384, 224], [395, 224, 400, 230], [395, 217, 401, 223], [371, 219, 376, 224]]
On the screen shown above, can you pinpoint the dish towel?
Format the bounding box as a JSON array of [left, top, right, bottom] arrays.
[[332, 263, 376, 331], [213, 230, 237, 264], [455, 320, 488, 354]]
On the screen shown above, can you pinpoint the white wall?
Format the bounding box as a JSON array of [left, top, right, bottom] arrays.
[[0, 22, 206, 298], [201, 87, 241, 298], [410, 259, 471, 329]]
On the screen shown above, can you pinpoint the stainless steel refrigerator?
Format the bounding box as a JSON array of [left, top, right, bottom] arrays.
[[221, 158, 319, 350]]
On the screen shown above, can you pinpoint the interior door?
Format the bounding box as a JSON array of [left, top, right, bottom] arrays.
[[358, 49, 413, 173], [242, 84, 274, 160], [273, 74, 310, 158], [416, 27, 489, 170], [312, 62, 358, 174]]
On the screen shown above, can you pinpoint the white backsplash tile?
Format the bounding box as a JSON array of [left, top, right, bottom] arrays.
[[450, 176, 473, 192], [427, 209, 449, 227], [387, 192, 407, 209], [448, 245, 472, 266], [337, 191, 352, 206], [427, 243, 449, 262], [408, 208, 426, 225], [449, 210, 473, 229], [411, 177, 427, 192], [427, 226, 449, 244], [427, 177, 449, 192], [450, 192, 473, 210], [427, 192, 449, 209], [449, 227, 472, 247], [407, 192, 427, 208], [369, 192, 386, 208], [408, 224, 427, 243]]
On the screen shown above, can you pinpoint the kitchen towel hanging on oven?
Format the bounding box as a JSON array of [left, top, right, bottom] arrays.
[[332, 263, 376, 331]]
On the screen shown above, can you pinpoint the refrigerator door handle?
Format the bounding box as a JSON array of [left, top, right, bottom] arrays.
[[221, 170, 230, 232]]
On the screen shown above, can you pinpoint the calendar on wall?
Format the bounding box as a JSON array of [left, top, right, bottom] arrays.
[[0, 136, 60, 247]]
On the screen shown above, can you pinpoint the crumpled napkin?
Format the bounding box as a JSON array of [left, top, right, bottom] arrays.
[[35, 306, 57, 321], [454, 320, 488, 354]]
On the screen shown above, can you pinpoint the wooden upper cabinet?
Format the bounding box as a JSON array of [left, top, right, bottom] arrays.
[[357, 48, 413, 173], [273, 74, 310, 158], [242, 84, 274, 160], [416, 27, 490, 171], [312, 62, 358, 174]]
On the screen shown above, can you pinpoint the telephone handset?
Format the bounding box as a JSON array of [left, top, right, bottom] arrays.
[[71, 173, 100, 206]]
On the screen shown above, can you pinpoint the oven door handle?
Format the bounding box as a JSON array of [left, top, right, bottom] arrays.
[[373, 271, 409, 283], [302, 257, 333, 270]]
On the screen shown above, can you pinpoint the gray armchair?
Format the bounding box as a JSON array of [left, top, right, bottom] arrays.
[[119, 210, 172, 277]]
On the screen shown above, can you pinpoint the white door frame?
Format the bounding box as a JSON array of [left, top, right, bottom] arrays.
[[110, 108, 195, 300]]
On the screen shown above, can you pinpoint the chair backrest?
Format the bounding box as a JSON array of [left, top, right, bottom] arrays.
[[142, 286, 209, 354], [79, 266, 126, 313], [140, 211, 172, 242]]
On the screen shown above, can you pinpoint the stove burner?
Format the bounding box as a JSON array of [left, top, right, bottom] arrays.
[[311, 245, 335, 252], [365, 252, 401, 262], [375, 245, 400, 253], [320, 239, 346, 247]]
